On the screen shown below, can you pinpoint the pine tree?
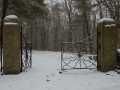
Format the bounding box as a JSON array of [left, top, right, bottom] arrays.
[[8, 0, 48, 20]]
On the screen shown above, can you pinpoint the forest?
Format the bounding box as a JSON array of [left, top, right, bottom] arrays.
[[0, 0, 120, 51]]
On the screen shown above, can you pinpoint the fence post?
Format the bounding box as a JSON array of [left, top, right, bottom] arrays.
[[3, 15, 21, 74], [97, 18, 117, 72]]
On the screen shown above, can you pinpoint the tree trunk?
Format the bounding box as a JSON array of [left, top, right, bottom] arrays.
[[1, 0, 8, 31]]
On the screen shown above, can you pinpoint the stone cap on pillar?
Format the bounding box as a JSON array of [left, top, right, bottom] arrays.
[[97, 18, 116, 27], [4, 15, 20, 26]]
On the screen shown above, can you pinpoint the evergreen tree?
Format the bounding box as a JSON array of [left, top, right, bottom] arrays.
[[8, 0, 48, 20]]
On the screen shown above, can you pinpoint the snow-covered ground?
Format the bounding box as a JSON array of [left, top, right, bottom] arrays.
[[0, 50, 120, 90]]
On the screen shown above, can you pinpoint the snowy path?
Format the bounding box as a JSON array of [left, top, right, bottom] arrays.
[[0, 50, 120, 90]]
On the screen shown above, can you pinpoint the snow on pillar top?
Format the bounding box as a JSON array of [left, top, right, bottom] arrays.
[[98, 18, 115, 23], [97, 18, 116, 25], [5, 15, 18, 19], [4, 15, 20, 25], [97, 18, 116, 29]]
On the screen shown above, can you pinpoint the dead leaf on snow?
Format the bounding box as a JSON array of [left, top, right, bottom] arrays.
[[59, 71, 62, 74], [46, 79, 50, 82]]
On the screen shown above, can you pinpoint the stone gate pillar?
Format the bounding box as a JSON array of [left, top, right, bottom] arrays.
[[97, 18, 117, 72], [3, 15, 21, 74]]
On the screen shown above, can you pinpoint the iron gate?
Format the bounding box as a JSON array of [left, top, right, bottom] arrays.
[[61, 32, 98, 71], [20, 26, 32, 71]]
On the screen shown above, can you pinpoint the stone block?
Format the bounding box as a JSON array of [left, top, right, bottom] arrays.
[[97, 18, 117, 72], [3, 15, 21, 74]]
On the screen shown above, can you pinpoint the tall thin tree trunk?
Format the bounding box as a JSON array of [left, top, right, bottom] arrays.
[[1, 0, 8, 31]]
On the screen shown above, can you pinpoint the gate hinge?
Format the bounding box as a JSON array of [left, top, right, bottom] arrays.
[[97, 30, 101, 34], [1, 45, 3, 48], [97, 44, 101, 48], [97, 64, 101, 70]]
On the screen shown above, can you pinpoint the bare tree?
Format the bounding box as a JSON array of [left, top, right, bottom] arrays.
[[101, 0, 120, 28]]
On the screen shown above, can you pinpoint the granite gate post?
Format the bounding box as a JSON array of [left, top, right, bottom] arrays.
[[3, 15, 21, 74], [97, 18, 117, 72]]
